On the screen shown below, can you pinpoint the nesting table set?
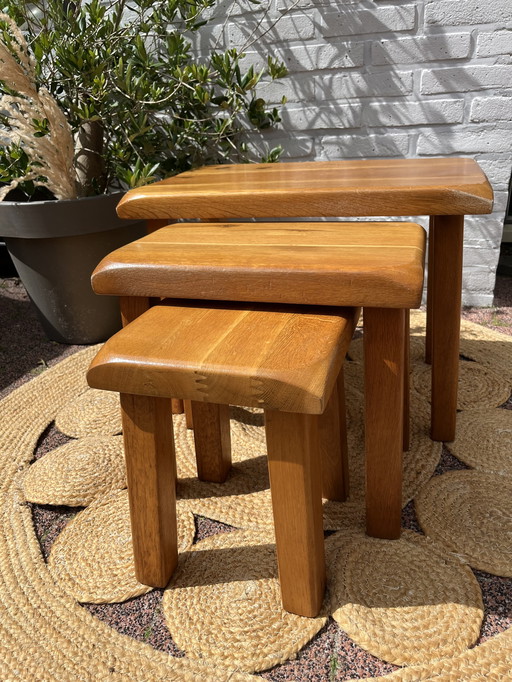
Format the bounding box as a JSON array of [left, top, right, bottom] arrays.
[[87, 157, 493, 617]]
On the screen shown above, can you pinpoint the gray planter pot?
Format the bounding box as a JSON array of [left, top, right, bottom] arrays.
[[1, 193, 145, 344]]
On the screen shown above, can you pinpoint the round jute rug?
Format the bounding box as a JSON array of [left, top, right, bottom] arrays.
[[1, 313, 512, 680]]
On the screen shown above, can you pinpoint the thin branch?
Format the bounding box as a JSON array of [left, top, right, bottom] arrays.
[[240, 0, 302, 52]]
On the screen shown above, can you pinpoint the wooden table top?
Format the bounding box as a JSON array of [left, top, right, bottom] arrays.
[[87, 300, 360, 414], [92, 221, 426, 308], [117, 157, 493, 220]]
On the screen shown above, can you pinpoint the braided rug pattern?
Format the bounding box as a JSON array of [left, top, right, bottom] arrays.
[[1, 312, 511, 679]]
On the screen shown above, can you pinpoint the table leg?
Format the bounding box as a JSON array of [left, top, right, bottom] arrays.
[[265, 410, 325, 617], [120, 295, 150, 327], [425, 217, 436, 364], [146, 219, 172, 233], [184, 399, 194, 428], [403, 310, 410, 452], [120, 393, 178, 587], [319, 371, 349, 502], [430, 215, 464, 442], [364, 307, 404, 540], [140, 221, 186, 413], [120, 296, 183, 415], [191, 401, 232, 483]]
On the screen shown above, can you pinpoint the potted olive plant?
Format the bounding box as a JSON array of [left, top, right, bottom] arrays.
[[0, 0, 286, 343]]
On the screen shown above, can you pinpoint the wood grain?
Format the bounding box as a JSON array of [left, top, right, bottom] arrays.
[[431, 215, 464, 442], [92, 222, 426, 309], [171, 399, 184, 414], [319, 372, 349, 502], [116, 158, 493, 219], [265, 410, 325, 617], [364, 307, 405, 540], [119, 296, 150, 327], [120, 297, 183, 415], [184, 399, 193, 428], [403, 310, 410, 452], [191, 401, 232, 483], [87, 301, 359, 415], [425, 217, 435, 365], [146, 219, 172, 233], [120, 392, 177, 587]]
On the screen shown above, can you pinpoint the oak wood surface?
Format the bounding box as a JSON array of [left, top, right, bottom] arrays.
[[87, 301, 360, 415], [146, 219, 172, 233], [425, 217, 435, 365], [319, 372, 349, 502], [120, 393, 178, 587], [92, 222, 426, 309], [364, 307, 405, 540], [119, 297, 184, 415], [184, 399, 194, 428], [430, 215, 464, 442], [265, 410, 325, 617], [172, 399, 184, 414], [403, 309, 410, 452], [116, 158, 493, 219], [119, 295, 150, 327], [191, 401, 232, 482]]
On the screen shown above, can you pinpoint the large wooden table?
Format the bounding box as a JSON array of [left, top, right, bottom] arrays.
[[117, 157, 494, 442]]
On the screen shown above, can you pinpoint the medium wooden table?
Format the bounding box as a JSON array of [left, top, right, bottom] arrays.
[[93, 220, 427, 540], [117, 157, 494, 442]]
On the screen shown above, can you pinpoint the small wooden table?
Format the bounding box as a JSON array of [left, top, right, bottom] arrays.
[[117, 157, 494, 442], [93, 221, 427, 543]]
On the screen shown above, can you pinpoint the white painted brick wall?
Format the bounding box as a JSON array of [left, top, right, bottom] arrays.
[[197, 0, 512, 306], [471, 97, 512, 122], [363, 99, 464, 126], [420, 65, 512, 94], [321, 6, 417, 37], [372, 34, 471, 64], [477, 31, 512, 57], [319, 70, 415, 98], [425, 0, 512, 27]]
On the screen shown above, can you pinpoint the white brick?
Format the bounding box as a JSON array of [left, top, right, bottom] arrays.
[[364, 100, 464, 126], [315, 42, 365, 70], [188, 24, 224, 52], [275, 136, 315, 158], [321, 133, 410, 158], [270, 135, 313, 159], [202, 0, 261, 20], [320, 71, 414, 99], [463, 244, 501, 268], [493, 190, 511, 212], [425, 0, 512, 26], [477, 31, 512, 57], [463, 215, 509, 239], [418, 128, 512, 154], [277, 0, 350, 9], [276, 0, 361, 12], [475, 160, 512, 189], [462, 267, 497, 295], [227, 14, 316, 47], [421, 66, 512, 94], [282, 103, 362, 129], [462, 292, 494, 306], [372, 34, 471, 65], [321, 5, 416, 38], [258, 75, 315, 104], [244, 42, 365, 74], [471, 97, 512, 122], [464, 237, 502, 251], [246, 133, 315, 159]]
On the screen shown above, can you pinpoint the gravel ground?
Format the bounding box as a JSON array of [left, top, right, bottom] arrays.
[[1, 272, 512, 680]]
